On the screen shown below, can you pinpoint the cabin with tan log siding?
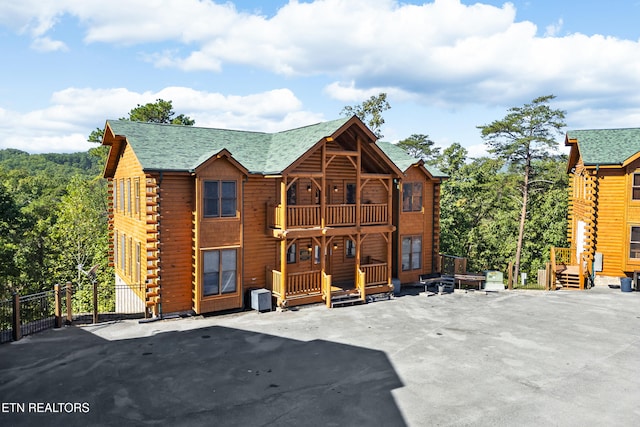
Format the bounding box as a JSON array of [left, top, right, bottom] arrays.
[[565, 128, 640, 285], [102, 116, 446, 315]]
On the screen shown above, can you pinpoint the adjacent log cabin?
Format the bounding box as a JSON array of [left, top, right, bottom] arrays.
[[564, 128, 640, 286], [102, 116, 446, 315]]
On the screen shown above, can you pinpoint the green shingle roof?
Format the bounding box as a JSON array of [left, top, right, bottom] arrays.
[[376, 140, 447, 178], [567, 128, 640, 166], [106, 117, 351, 174], [106, 117, 446, 178]]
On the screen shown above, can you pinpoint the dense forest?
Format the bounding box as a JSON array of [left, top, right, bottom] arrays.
[[0, 97, 569, 300]]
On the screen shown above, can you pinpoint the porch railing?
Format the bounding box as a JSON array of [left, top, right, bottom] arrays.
[[270, 269, 322, 300], [361, 262, 388, 286]]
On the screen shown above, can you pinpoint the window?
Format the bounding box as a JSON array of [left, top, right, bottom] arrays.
[[114, 230, 119, 268], [345, 239, 356, 258], [403, 182, 423, 212], [204, 181, 237, 218], [287, 243, 297, 264], [128, 237, 133, 278], [314, 245, 321, 264], [631, 227, 640, 259], [135, 242, 141, 284], [633, 173, 640, 200], [346, 183, 356, 204], [203, 249, 237, 296], [113, 180, 118, 211], [134, 177, 140, 217], [120, 233, 126, 273], [402, 236, 422, 271], [287, 183, 297, 205], [119, 179, 125, 212], [126, 179, 132, 215]]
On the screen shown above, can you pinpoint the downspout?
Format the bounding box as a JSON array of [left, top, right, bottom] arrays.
[[241, 175, 247, 308]]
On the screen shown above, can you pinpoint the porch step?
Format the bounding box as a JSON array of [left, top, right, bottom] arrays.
[[330, 292, 364, 308]]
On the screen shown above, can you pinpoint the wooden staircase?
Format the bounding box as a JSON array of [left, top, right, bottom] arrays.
[[555, 265, 582, 289], [330, 289, 364, 308]]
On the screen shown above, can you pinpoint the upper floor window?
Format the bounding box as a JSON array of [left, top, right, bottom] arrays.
[[346, 183, 356, 204], [119, 179, 125, 212], [403, 182, 423, 212], [633, 173, 640, 200], [287, 182, 297, 205], [134, 177, 140, 217], [287, 243, 297, 264], [630, 227, 640, 259], [204, 181, 236, 218]]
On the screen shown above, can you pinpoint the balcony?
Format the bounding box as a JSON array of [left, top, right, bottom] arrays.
[[268, 203, 388, 229]]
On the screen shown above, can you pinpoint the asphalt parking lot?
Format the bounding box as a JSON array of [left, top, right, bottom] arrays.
[[1, 286, 639, 426]]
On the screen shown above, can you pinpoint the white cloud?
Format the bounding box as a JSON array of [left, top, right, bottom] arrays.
[[0, 86, 320, 153], [544, 18, 563, 37], [2, 0, 640, 146], [31, 36, 68, 52]]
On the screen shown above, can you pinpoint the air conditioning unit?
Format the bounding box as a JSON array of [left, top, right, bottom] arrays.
[[251, 289, 272, 312]]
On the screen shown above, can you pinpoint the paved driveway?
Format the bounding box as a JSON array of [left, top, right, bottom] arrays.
[[1, 287, 639, 426]]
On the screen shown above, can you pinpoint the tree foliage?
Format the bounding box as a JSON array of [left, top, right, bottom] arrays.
[[341, 92, 391, 138], [477, 95, 566, 286], [397, 134, 440, 164], [127, 99, 195, 125]]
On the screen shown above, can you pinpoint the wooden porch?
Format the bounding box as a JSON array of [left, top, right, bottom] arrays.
[[550, 247, 591, 290], [267, 263, 392, 308]]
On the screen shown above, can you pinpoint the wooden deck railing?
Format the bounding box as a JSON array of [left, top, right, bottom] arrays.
[[271, 270, 283, 298], [361, 204, 388, 225], [326, 205, 356, 226], [286, 271, 322, 296], [361, 263, 387, 286], [269, 203, 389, 229], [288, 205, 321, 227]]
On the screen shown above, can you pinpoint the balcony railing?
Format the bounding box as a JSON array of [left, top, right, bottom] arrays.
[[269, 269, 322, 300], [361, 204, 387, 225], [269, 203, 388, 229]]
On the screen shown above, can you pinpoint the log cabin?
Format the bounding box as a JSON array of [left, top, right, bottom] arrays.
[[557, 128, 640, 288], [102, 116, 446, 315]]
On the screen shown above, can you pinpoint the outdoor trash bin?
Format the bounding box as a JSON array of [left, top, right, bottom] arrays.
[[620, 277, 632, 292]]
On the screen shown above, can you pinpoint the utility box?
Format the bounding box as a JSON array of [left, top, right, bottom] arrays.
[[251, 289, 272, 312], [484, 271, 504, 291]]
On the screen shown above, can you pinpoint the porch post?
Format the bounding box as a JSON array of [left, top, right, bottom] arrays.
[[387, 231, 393, 285], [280, 239, 287, 300], [356, 136, 362, 226]]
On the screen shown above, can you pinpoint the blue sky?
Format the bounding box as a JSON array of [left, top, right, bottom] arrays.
[[1, 0, 639, 157]]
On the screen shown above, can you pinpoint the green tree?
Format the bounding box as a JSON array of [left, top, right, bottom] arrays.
[[127, 98, 195, 125], [49, 176, 109, 289], [397, 134, 440, 164], [0, 182, 20, 297], [433, 142, 467, 176], [478, 95, 566, 287], [341, 92, 390, 138]]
